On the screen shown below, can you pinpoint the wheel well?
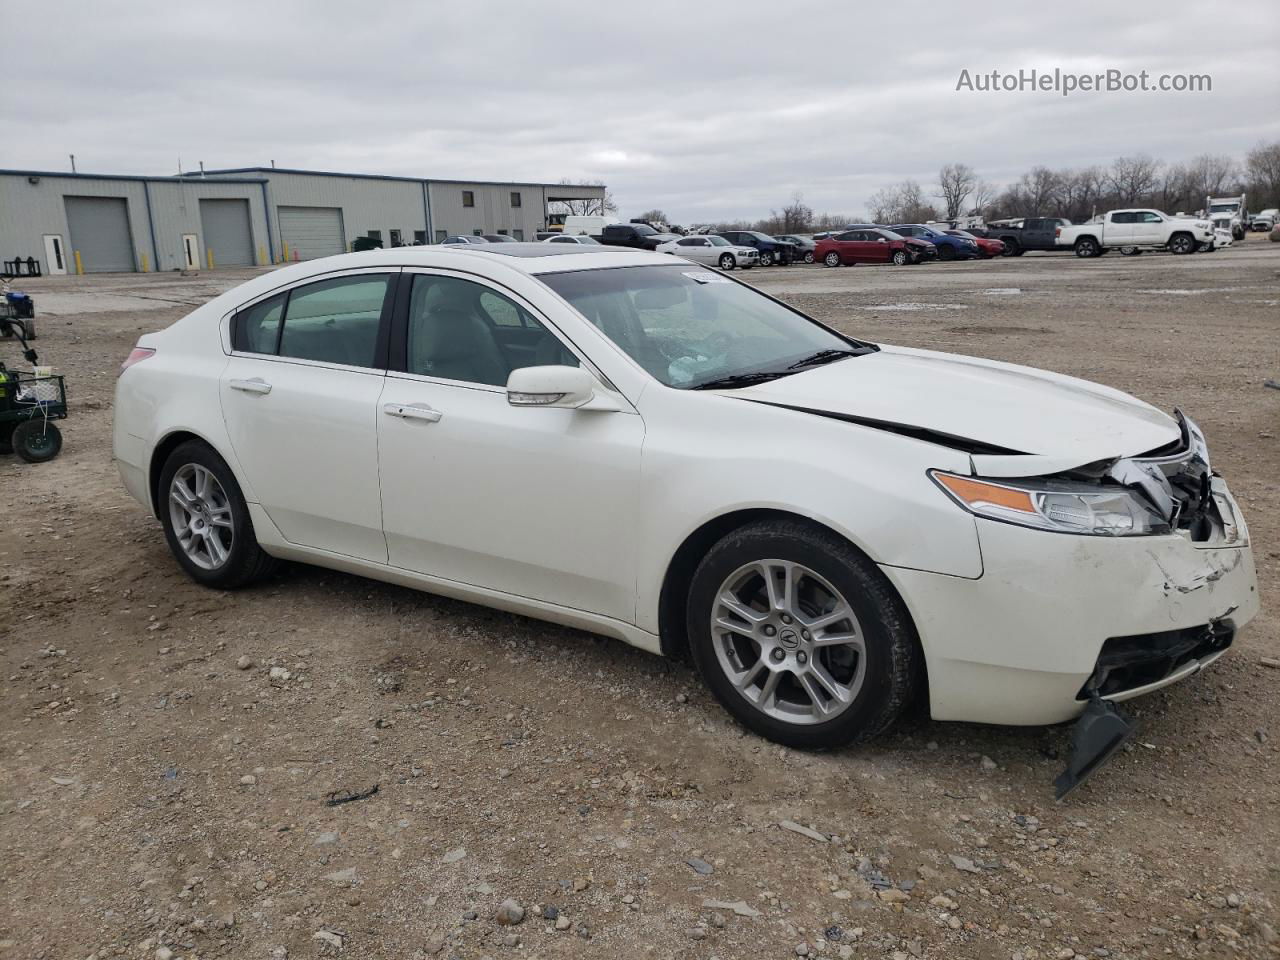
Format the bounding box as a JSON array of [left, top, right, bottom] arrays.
[[148, 431, 205, 519], [656, 509, 923, 668]]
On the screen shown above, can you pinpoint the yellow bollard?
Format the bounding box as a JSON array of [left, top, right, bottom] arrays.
[[74, 250, 84, 275], [282, 241, 290, 263], [207, 248, 215, 270], [258, 245, 266, 266], [141, 252, 150, 273]]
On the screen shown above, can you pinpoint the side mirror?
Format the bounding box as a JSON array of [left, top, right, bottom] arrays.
[[506, 365, 620, 411]]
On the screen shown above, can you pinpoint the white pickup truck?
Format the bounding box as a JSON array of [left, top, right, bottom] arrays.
[[1055, 209, 1214, 257]]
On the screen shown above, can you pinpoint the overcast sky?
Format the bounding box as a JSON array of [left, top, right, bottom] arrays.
[[9, 2, 1279, 223]]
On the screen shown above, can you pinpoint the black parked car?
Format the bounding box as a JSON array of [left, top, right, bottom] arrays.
[[774, 234, 816, 264], [715, 231, 798, 266]]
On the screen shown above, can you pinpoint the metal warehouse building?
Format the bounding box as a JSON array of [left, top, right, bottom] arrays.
[[0, 167, 607, 275]]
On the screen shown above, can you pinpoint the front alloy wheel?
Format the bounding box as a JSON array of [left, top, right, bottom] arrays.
[[711, 560, 866, 725], [1169, 233, 1195, 255], [891, 250, 909, 266], [718, 253, 735, 270], [687, 519, 919, 748]]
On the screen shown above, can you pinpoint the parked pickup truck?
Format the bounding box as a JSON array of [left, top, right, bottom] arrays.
[[983, 217, 1072, 256], [601, 223, 679, 250], [1055, 209, 1214, 258]]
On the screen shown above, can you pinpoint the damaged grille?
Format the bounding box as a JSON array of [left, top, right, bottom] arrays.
[[1078, 621, 1234, 699]]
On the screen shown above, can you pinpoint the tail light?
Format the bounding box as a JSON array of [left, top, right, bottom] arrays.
[[1055, 227, 1062, 238], [120, 346, 155, 375]]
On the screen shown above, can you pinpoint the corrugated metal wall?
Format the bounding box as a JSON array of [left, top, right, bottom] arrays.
[[263, 173, 427, 259], [0, 170, 609, 274]]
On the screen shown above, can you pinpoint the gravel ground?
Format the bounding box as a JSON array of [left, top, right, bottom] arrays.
[[2, 244, 1278, 960]]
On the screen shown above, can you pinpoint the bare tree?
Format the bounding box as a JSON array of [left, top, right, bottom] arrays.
[[1107, 155, 1161, 206], [636, 209, 669, 226], [779, 193, 814, 233], [968, 179, 997, 217], [1061, 166, 1106, 221], [1182, 154, 1239, 210], [1246, 140, 1280, 208], [935, 163, 977, 220], [868, 180, 938, 224]]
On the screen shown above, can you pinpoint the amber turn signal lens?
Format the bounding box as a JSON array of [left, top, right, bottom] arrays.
[[934, 473, 1037, 514]]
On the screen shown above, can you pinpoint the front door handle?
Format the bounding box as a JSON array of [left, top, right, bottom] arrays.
[[383, 402, 443, 423], [229, 378, 272, 395]]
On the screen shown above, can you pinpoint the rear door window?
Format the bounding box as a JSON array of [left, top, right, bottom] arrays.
[[233, 293, 286, 354], [277, 274, 392, 368]]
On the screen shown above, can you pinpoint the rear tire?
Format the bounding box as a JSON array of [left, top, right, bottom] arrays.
[[803, 251, 814, 264], [11, 420, 61, 462], [758, 250, 774, 266], [823, 251, 841, 267], [158, 440, 279, 589], [686, 518, 920, 749], [938, 245, 956, 261], [1074, 237, 1100, 258], [1000, 239, 1019, 257]]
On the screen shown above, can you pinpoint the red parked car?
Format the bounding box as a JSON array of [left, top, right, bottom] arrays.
[[945, 229, 1004, 258], [815, 228, 935, 266]]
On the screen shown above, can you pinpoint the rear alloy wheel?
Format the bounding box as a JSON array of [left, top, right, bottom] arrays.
[[823, 251, 841, 267], [891, 250, 909, 266], [803, 251, 815, 264], [1074, 237, 1100, 258], [687, 519, 919, 748], [758, 250, 774, 266], [1168, 233, 1195, 255], [719, 253, 735, 270], [160, 440, 278, 588]]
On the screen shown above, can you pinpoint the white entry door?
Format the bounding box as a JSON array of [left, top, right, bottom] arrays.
[[42, 235, 68, 275], [182, 234, 200, 270]]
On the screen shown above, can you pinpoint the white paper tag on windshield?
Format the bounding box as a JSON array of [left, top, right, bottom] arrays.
[[682, 271, 731, 284]]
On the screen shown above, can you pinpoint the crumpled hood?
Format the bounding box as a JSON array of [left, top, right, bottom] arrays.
[[724, 344, 1180, 470]]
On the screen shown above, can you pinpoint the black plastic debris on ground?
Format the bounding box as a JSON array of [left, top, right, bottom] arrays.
[[324, 784, 379, 807]]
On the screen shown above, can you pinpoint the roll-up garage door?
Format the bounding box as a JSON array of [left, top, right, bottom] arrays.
[[64, 196, 135, 273], [278, 206, 345, 260], [199, 198, 255, 266]]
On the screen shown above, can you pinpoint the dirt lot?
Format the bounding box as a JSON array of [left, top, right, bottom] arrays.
[[2, 244, 1278, 960]]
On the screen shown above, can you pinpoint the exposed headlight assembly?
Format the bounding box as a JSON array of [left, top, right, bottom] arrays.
[[931, 471, 1171, 536]]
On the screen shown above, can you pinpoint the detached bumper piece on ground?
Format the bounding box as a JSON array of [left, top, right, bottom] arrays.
[[1054, 697, 1137, 801]]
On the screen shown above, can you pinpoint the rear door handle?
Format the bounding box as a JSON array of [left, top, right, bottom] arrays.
[[229, 378, 272, 395], [383, 402, 443, 423]]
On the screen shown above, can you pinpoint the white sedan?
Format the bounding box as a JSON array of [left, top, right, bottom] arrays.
[[542, 234, 601, 245], [114, 245, 1258, 786], [656, 234, 758, 269]]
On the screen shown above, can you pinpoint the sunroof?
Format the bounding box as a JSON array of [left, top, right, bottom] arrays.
[[453, 243, 638, 258]]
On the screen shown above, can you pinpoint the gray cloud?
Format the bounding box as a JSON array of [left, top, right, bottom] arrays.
[[10, 1, 1279, 222]]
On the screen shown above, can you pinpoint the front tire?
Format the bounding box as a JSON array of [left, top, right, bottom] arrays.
[[891, 250, 909, 266], [159, 440, 278, 588], [718, 253, 735, 270], [823, 251, 841, 267], [686, 519, 920, 749], [1168, 233, 1195, 255]]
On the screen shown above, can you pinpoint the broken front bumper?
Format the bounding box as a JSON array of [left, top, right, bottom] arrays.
[[883, 480, 1259, 726]]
